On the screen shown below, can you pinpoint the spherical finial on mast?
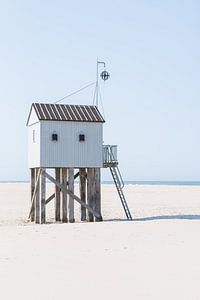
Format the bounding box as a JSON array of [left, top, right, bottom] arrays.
[[100, 70, 110, 81]]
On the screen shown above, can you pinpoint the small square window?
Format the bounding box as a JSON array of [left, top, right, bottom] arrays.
[[79, 134, 85, 142], [52, 133, 58, 141]]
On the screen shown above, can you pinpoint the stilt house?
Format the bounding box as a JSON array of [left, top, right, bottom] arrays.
[[27, 102, 132, 224]]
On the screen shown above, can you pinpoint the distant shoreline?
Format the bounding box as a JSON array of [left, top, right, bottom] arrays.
[[1, 181, 200, 186]]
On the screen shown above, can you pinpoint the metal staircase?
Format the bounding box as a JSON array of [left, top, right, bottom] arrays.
[[103, 145, 132, 220]]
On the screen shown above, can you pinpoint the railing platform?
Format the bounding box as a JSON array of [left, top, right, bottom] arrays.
[[103, 145, 118, 167], [103, 161, 118, 168]]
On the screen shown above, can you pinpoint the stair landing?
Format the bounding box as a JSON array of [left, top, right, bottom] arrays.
[[103, 161, 118, 168]]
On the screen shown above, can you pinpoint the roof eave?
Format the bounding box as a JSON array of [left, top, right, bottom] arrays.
[[26, 103, 41, 126], [26, 104, 34, 126]]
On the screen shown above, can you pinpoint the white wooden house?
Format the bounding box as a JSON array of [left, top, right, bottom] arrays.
[[27, 102, 131, 224], [27, 103, 105, 168]]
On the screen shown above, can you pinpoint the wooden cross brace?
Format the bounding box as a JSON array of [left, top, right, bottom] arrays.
[[44, 171, 101, 219], [44, 171, 80, 206]]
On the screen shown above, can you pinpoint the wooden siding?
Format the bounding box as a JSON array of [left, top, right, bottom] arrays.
[[28, 122, 41, 168], [28, 121, 103, 168]]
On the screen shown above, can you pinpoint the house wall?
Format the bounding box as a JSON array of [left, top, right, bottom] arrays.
[[39, 120, 103, 168], [28, 122, 41, 168]]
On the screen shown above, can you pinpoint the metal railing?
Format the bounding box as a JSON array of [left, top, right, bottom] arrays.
[[103, 145, 118, 164], [103, 145, 124, 189]]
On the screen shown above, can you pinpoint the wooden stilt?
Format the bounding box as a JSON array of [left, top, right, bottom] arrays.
[[55, 168, 61, 221], [40, 168, 46, 224], [87, 168, 95, 222], [30, 166, 102, 224], [94, 168, 102, 221], [68, 168, 75, 223], [79, 168, 86, 221], [28, 168, 41, 219], [35, 168, 40, 224], [30, 168, 35, 222], [62, 168, 68, 223], [44, 171, 101, 219]]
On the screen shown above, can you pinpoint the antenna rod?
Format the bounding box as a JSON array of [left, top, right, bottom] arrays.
[[96, 58, 99, 107], [96, 60, 106, 107]]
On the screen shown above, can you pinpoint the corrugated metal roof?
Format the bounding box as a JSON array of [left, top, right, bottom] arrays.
[[29, 103, 105, 123]]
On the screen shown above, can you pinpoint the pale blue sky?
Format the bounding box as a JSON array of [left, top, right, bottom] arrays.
[[0, 0, 199, 181]]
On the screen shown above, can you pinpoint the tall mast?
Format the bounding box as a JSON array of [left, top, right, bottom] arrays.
[[95, 60, 109, 107]]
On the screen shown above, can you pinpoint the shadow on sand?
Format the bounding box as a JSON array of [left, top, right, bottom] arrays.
[[105, 215, 200, 222], [133, 214, 200, 221], [26, 215, 200, 224]]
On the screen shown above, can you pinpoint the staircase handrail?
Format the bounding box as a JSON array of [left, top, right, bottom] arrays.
[[107, 145, 124, 189]]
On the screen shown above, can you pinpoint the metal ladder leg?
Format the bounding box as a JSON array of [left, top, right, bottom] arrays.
[[110, 167, 132, 220]]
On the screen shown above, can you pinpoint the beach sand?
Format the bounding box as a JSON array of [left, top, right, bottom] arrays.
[[0, 183, 200, 300]]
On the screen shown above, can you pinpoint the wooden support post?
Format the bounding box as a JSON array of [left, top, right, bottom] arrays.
[[94, 168, 102, 221], [62, 168, 68, 223], [30, 168, 35, 222], [35, 168, 40, 224], [68, 168, 75, 223], [44, 171, 101, 219], [87, 168, 95, 222], [28, 168, 41, 220], [55, 168, 61, 221], [79, 168, 86, 221], [40, 168, 46, 224]]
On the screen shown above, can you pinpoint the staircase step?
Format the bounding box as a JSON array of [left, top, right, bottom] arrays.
[[110, 166, 132, 220]]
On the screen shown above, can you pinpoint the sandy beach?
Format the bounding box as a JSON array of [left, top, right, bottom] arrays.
[[0, 183, 200, 300]]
